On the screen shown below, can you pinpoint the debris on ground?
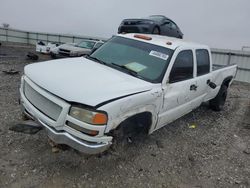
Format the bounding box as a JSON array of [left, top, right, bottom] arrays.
[[48, 139, 69, 153], [243, 148, 250, 155], [127, 137, 133, 143], [188, 124, 197, 129], [156, 140, 164, 148], [26, 52, 39, 60], [9, 120, 42, 134], [2, 68, 19, 75]]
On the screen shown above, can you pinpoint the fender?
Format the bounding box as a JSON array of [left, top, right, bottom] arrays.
[[98, 88, 163, 133], [222, 76, 233, 87]]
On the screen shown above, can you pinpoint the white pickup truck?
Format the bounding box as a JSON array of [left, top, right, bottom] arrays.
[[20, 34, 237, 154]]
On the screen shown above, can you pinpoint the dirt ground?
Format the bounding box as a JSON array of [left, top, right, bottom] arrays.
[[0, 43, 250, 188]]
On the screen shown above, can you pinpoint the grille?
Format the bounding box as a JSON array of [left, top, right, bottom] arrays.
[[24, 81, 62, 121], [59, 48, 70, 56]]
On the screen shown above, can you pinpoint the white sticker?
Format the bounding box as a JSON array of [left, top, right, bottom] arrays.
[[149, 50, 169, 60], [125, 62, 147, 72]]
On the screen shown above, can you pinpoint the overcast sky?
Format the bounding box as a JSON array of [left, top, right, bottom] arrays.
[[0, 0, 249, 50]]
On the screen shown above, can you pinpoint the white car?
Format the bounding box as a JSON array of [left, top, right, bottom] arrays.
[[52, 40, 104, 58], [36, 41, 60, 54], [20, 34, 237, 154]]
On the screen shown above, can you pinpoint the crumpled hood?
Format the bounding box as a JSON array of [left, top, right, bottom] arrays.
[[24, 57, 153, 107], [59, 44, 90, 52]]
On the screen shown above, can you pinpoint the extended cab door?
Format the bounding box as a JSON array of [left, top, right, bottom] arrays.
[[191, 49, 212, 107], [156, 48, 197, 130]]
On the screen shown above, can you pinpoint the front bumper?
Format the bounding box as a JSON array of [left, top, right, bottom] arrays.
[[20, 76, 112, 154], [38, 117, 111, 154]]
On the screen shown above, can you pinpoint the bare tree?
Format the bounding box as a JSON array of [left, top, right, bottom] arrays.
[[2, 23, 10, 28]]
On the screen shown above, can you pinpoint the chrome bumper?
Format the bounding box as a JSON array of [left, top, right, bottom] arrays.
[[38, 119, 111, 154], [22, 108, 111, 155]]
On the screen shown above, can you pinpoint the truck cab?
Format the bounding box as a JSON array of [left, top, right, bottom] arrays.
[[20, 34, 237, 154]]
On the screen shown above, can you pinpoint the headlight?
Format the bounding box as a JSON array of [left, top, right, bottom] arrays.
[[69, 106, 108, 125]]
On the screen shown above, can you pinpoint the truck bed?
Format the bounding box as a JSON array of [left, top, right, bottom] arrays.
[[212, 64, 236, 71]]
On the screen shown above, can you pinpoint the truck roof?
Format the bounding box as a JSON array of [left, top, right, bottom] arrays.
[[118, 33, 209, 50]]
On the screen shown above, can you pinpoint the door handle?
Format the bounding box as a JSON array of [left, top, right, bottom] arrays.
[[207, 79, 217, 89], [190, 84, 198, 91]]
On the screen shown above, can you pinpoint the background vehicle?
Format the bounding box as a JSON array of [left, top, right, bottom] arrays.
[[53, 40, 104, 58], [118, 15, 183, 39], [20, 34, 236, 154], [36, 41, 60, 54]]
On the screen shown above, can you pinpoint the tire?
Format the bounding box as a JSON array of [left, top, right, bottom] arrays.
[[152, 27, 160, 35], [50, 52, 57, 59], [111, 114, 150, 151], [110, 121, 131, 152], [209, 85, 228, 111], [112, 120, 133, 143]]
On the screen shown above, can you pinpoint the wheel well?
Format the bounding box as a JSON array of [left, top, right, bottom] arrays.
[[222, 76, 233, 87], [116, 112, 152, 135]]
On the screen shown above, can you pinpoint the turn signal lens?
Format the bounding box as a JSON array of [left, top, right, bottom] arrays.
[[93, 113, 108, 125], [67, 121, 99, 136]]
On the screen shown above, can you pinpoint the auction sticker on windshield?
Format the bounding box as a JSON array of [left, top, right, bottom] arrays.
[[149, 51, 169, 60], [125, 62, 147, 72]]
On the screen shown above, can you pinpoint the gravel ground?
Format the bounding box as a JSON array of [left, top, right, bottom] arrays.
[[0, 43, 250, 188]]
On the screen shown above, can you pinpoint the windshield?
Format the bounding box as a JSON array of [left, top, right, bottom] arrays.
[[76, 41, 95, 49], [90, 36, 173, 83]]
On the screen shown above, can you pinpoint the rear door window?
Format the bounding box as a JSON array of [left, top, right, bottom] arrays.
[[169, 50, 194, 83], [196, 49, 210, 76]]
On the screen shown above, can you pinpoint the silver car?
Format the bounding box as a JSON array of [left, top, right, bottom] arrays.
[[51, 40, 104, 58]]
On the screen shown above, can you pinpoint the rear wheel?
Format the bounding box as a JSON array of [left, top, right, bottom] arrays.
[[152, 27, 160, 35], [209, 85, 228, 111]]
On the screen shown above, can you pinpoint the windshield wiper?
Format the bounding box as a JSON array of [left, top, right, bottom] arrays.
[[85, 55, 107, 65], [111, 63, 139, 77]]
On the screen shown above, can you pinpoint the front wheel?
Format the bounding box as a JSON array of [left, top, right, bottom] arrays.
[[50, 52, 57, 59], [209, 85, 228, 111]]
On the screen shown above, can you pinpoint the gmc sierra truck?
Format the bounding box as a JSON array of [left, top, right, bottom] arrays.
[[20, 34, 237, 154]]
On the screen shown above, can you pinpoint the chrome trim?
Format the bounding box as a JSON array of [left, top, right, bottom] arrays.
[[39, 119, 111, 154]]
